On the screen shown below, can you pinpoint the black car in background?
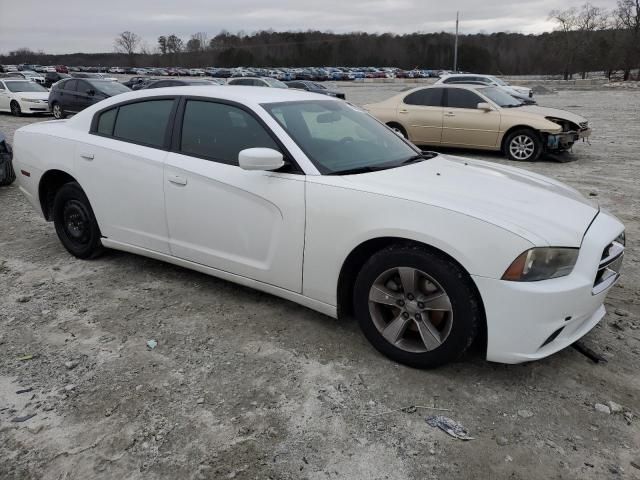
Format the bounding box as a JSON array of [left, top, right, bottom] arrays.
[[44, 72, 71, 88], [285, 80, 346, 99], [48, 78, 130, 119], [122, 76, 148, 89], [0, 131, 15, 187], [141, 79, 214, 89]]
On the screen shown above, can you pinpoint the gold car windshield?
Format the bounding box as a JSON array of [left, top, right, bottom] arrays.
[[478, 86, 523, 108], [262, 100, 427, 175]]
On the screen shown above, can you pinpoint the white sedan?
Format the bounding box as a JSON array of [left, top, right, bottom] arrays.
[[0, 79, 50, 115], [12, 86, 624, 368]]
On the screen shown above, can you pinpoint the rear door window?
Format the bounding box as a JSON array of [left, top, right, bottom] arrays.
[[109, 99, 175, 148], [403, 88, 443, 107]]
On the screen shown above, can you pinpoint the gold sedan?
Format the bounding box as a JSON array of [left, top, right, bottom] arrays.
[[364, 84, 591, 161]]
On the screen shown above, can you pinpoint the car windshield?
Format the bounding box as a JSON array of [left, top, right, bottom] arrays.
[[489, 76, 507, 86], [263, 78, 288, 88], [479, 86, 522, 107], [6, 81, 47, 92], [87, 80, 130, 96], [312, 82, 326, 90], [262, 100, 426, 174]]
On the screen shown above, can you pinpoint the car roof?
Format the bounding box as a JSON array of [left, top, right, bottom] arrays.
[[64, 85, 337, 130]]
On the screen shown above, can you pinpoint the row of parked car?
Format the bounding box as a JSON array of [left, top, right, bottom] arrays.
[[3, 64, 449, 82]]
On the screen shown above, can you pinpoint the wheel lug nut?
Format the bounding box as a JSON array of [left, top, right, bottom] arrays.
[[407, 293, 414, 301], [397, 299, 405, 307], [417, 302, 425, 309], [402, 312, 410, 319], [415, 313, 422, 321]]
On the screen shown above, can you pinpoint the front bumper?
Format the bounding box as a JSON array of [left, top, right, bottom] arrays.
[[20, 100, 51, 114], [547, 128, 591, 150], [475, 211, 624, 364]]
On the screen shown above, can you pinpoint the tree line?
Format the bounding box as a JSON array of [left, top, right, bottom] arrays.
[[2, 1, 638, 79]]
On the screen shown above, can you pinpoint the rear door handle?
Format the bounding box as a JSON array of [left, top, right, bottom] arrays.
[[168, 175, 187, 186], [80, 153, 94, 160], [444, 112, 455, 117]]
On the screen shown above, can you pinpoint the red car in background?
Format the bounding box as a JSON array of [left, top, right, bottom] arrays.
[[55, 65, 69, 74]]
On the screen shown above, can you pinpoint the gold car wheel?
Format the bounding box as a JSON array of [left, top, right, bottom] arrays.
[[509, 135, 535, 160]]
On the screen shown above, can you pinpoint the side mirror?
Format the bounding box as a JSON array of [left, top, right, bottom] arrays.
[[238, 148, 284, 171], [477, 102, 492, 111]]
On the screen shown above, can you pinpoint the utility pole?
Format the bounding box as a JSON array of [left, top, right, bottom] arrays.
[[453, 11, 459, 72]]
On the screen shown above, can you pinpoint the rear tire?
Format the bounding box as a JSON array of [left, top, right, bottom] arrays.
[[52, 102, 66, 119], [52, 182, 104, 259], [353, 244, 480, 368], [387, 122, 408, 139], [504, 129, 542, 161]]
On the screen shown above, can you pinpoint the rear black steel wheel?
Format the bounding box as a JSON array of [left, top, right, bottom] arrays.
[[53, 182, 104, 259]]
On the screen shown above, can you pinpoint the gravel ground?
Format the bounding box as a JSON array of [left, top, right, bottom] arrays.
[[1, 85, 639, 480]]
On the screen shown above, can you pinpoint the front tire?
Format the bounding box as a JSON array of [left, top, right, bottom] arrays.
[[354, 245, 480, 368], [504, 129, 542, 161], [10, 101, 22, 117], [0, 157, 16, 186], [52, 102, 66, 119], [52, 182, 104, 259]]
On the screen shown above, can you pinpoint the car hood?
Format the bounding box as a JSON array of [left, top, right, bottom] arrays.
[[516, 105, 586, 125], [509, 85, 531, 95], [17, 91, 49, 101], [337, 155, 598, 247]]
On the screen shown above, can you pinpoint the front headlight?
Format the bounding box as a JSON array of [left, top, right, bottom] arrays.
[[502, 247, 579, 281], [615, 231, 625, 246], [20, 98, 41, 103]]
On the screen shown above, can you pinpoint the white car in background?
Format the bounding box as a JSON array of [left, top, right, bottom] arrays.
[[0, 79, 50, 115], [437, 74, 534, 103], [12, 86, 624, 368], [14, 70, 46, 85]]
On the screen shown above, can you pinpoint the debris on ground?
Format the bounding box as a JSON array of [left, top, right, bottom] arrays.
[[11, 413, 36, 423], [571, 342, 608, 363], [594, 403, 611, 414], [426, 415, 474, 440], [64, 360, 79, 370], [146, 340, 158, 350], [15, 387, 33, 394], [517, 409, 534, 418], [16, 295, 31, 303], [17, 354, 35, 361], [607, 401, 623, 413]]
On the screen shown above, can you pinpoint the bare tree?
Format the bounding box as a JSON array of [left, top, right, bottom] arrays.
[[575, 4, 610, 78], [114, 31, 141, 66], [166, 35, 184, 54], [158, 36, 168, 55], [615, 0, 640, 79], [549, 7, 580, 79]]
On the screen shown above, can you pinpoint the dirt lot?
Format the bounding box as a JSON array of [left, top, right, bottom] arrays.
[[1, 85, 639, 480]]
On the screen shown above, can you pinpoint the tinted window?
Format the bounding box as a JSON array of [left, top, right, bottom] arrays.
[[180, 100, 279, 165], [112, 100, 174, 147], [0, 83, 4, 90], [87, 80, 130, 96], [403, 88, 443, 107], [446, 88, 484, 109], [76, 80, 91, 94], [63, 79, 78, 91], [97, 108, 117, 136]]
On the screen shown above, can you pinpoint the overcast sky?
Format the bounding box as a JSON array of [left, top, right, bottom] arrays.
[[0, 0, 618, 54]]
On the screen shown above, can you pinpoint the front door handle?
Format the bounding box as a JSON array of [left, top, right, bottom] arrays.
[[399, 109, 409, 114], [444, 112, 455, 117], [168, 175, 187, 186], [80, 153, 94, 160]]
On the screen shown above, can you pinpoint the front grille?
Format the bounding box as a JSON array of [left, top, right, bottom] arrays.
[[593, 239, 624, 294]]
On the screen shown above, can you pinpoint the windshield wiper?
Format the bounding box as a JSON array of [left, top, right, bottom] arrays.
[[401, 151, 438, 164], [326, 165, 394, 175]]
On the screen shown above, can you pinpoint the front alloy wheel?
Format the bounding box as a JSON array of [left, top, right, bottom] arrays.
[[368, 267, 453, 353], [505, 129, 542, 161], [10, 101, 22, 117], [354, 245, 481, 368]]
